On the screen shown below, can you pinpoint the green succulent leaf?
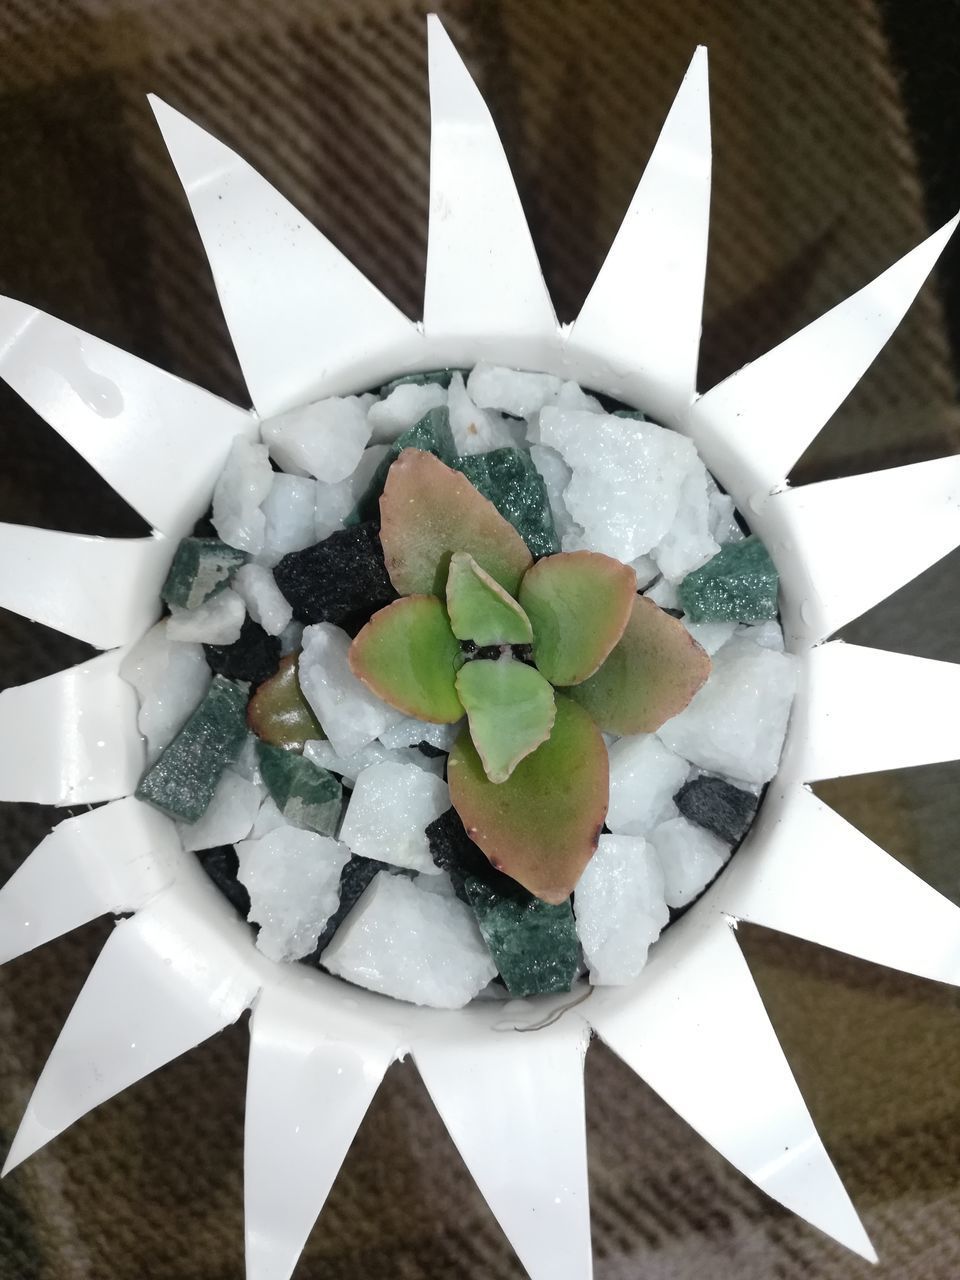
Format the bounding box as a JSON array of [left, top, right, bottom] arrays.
[[349, 595, 464, 723], [379, 449, 533, 597], [569, 595, 711, 734], [446, 552, 534, 646], [448, 694, 608, 903], [455, 657, 555, 783], [518, 550, 636, 686], [247, 652, 324, 751]]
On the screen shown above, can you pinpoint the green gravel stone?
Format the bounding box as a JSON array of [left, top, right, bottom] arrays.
[[465, 877, 579, 997], [136, 675, 249, 822], [456, 448, 560, 558], [678, 535, 779, 623], [257, 741, 343, 836], [161, 537, 248, 610], [378, 369, 463, 395], [348, 406, 457, 524]]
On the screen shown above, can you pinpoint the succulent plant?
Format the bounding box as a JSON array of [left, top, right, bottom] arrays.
[[346, 447, 712, 903]]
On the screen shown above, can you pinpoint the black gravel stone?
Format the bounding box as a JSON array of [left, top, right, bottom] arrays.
[[273, 523, 397, 628], [300, 855, 390, 967], [204, 616, 281, 685], [674, 774, 758, 846], [426, 807, 521, 902], [416, 740, 447, 758], [196, 845, 251, 919]]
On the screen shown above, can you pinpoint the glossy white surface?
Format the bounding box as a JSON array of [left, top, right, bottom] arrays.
[[783, 641, 960, 782], [414, 1012, 593, 1280], [766, 455, 960, 644], [0, 294, 254, 537], [686, 213, 960, 507], [0, 798, 180, 964], [423, 16, 557, 356], [567, 48, 710, 426], [590, 913, 876, 1261], [717, 786, 960, 984], [3, 874, 264, 1174], [0, 647, 144, 804], [244, 977, 397, 1280], [149, 96, 419, 418], [0, 524, 170, 648]]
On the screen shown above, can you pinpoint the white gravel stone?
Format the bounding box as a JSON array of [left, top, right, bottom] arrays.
[[447, 372, 517, 454], [251, 795, 288, 838], [529, 443, 582, 548], [707, 480, 745, 545], [658, 638, 798, 785], [279, 620, 304, 656], [177, 770, 262, 852], [166, 589, 246, 644], [303, 738, 444, 782], [650, 816, 730, 908], [231, 563, 292, 636], [630, 555, 659, 589], [258, 474, 318, 567], [321, 872, 497, 1008], [575, 835, 668, 985], [339, 762, 449, 873], [313, 444, 391, 540], [366, 382, 448, 443], [120, 621, 211, 762], [467, 362, 563, 418], [212, 436, 273, 554], [298, 623, 404, 757], [737, 620, 785, 651], [643, 576, 681, 611], [236, 828, 350, 963], [416, 870, 458, 898], [550, 381, 604, 413], [261, 396, 371, 481], [378, 716, 460, 752], [682, 618, 736, 655], [653, 460, 720, 582], [606, 735, 689, 836], [539, 407, 699, 560], [232, 734, 264, 785]]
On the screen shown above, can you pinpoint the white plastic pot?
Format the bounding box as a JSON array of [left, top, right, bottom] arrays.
[[0, 16, 959, 1280]]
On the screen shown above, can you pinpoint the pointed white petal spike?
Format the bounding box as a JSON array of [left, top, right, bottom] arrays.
[[244, 977, 397, 1280], [0, 526, 170, 648], [2, 882, 263, 1174], [783, 641, 960, 783], [0, 798, 182, 965], [765, 455, 960, 644], [0, 647, 144, 805], [687, 213, 960, 505], [150, 97, 420, 417], [590, 912, 876, 1261], [423, 16, 557, 353], [566, 48, 710, 424], [0, 295, 255, 538], [414, 1012, 592, 1280], [717, 785, 960, 985]]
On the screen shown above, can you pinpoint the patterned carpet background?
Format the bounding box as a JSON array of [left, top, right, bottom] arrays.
[[0, 1, 959, 1277]]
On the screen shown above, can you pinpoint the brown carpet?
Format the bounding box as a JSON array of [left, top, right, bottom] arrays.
[[1, 1, 959, 1277]]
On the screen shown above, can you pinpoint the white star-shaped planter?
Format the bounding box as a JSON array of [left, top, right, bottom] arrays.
[[1, 16, 959, 1280]]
